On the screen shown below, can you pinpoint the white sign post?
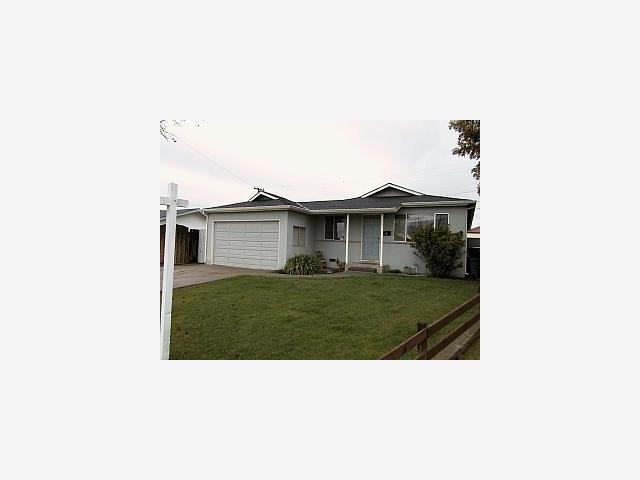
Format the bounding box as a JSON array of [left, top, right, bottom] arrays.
[[160, 183, 189, 360]]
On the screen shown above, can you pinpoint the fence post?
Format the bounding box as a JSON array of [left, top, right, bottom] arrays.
[[416, 322, 428, 358]]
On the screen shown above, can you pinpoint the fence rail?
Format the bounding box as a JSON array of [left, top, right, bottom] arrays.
[[380, 294, 480, 360]]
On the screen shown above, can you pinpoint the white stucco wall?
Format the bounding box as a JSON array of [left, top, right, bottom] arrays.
[[286, 211, 316, 259], [311, 207, 469, 277], [203, 206, 471, 276], [383, 206, 469, 277]]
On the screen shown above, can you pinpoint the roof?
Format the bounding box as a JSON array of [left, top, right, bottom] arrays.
[[215, 195, 306, 210], [203, 183, 476, 213], [468, 226, 480, 234], [360, 183, 424, 197], [159, 208, 203, 221], [299, 194, 470, 210]]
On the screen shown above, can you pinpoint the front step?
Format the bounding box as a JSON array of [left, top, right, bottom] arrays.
[[348, 266, 378, 273], [346, 262, 389, 273]]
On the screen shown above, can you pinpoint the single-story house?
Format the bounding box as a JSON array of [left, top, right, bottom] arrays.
[[160, 208, 206, 264], [200, 183, 476, 277]]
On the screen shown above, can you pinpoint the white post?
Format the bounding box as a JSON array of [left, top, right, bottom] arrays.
[[160, 183, 189, 360], [345, 214, 350, 266], [379, 213, 384, 267]]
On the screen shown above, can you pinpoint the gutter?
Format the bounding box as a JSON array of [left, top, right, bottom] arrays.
[[201, 205, 310, 214], [400, 201, 474, 207]]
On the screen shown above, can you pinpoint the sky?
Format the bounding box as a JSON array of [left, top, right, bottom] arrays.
[[160, 120, 480, 226]]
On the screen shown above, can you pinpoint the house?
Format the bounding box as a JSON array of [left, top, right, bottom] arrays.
[[160, 208, 206, 264], [200, 183, 476, 277]]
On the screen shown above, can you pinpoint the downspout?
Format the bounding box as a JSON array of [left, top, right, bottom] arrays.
[[202, 210, 209, 264]]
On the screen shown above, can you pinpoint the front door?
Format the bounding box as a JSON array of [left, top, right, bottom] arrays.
[[362, 215, 380, 261]]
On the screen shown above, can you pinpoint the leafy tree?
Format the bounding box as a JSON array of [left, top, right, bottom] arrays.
[[410, 224, 465, 278], [449, 120, 480, 194]]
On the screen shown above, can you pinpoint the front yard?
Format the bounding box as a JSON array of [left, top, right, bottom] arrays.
[[169, 274, 480, 360]]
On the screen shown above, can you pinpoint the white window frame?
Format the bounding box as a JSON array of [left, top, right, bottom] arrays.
[[292, 225, 306, 247]]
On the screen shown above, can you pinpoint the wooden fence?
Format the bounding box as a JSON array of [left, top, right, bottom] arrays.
[[160, 224, 199, 265], [380, 294, 480, 360]]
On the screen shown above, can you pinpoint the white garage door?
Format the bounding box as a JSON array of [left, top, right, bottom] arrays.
[[214, 221, 279, 270]]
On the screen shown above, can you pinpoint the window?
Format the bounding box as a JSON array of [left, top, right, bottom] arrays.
[[292, 226, 306, 247], [435, 213, 449, 229], [407, 214, 433, 240], [324, 216, 345, 240], [394, 215, 406, 241], [394, 213, 449, 241]]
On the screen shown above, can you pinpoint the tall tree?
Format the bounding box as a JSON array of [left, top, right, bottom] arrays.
[[449, 120, 480, 194]]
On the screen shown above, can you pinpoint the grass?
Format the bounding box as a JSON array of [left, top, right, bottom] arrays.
[[169, 274, 480, 360]]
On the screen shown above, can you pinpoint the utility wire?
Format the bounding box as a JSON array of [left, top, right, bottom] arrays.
[[170, 132, 253, 186]]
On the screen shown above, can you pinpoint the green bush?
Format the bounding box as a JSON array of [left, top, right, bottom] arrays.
[[410, 224, 465, 278], [284, 254, 322, 275]]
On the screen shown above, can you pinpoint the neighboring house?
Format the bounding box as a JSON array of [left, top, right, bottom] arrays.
[[466, 226, 480, 279], [160, 208, 206, 264], [201, 183, 476, 278]]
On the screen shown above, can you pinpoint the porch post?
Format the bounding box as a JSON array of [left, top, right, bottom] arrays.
[[345, 214, 350, 265], [380, 213, 384, 267]]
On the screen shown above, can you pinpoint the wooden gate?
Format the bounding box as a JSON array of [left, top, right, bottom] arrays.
[[160, 225, 200, 265]]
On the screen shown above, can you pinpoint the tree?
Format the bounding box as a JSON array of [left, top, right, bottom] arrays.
[[449, 120, 480, 194], [160, 120, 201, 142], [410, 224, 466, 278]]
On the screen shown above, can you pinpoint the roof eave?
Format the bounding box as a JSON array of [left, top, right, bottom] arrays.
[[400, 200, 474, 207], [202, 205, 309, 214], [307, 207, 399, 214]]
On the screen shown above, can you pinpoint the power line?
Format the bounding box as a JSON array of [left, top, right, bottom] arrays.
[[170, 132, 253, 186]]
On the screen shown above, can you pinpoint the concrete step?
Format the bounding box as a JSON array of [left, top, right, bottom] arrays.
[[346, 263, 389, 273], [347, 266, 378, 273]]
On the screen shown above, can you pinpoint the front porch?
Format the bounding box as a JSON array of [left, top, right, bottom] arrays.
[[318, 212, 391, 272]]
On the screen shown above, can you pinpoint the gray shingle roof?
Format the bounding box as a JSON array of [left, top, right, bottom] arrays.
[[299, 194, 470, 210], [204, 185, 475, 212], [215, 197, 304, 209]]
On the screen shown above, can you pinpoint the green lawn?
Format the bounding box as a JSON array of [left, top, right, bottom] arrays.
[[169, 274, 480, 360]]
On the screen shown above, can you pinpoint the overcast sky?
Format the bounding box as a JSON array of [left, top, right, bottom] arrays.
[[160, 120, 480, 226]]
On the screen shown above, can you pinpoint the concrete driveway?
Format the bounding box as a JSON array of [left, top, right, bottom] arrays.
[[160, 264, 278, 290]]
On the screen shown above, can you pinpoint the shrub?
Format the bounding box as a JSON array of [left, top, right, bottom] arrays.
[[284, 254, 322, 275], [409, 224, 465, 278]]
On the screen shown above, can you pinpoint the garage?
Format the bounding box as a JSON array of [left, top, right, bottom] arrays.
[[214, 221, 279, 269]]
